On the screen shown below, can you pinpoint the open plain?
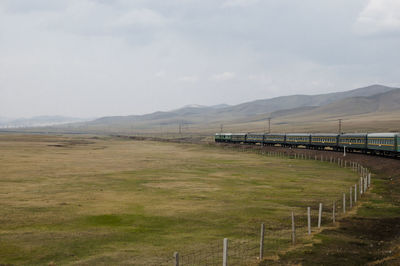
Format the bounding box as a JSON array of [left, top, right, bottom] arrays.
[[0, 134, 360, 265]]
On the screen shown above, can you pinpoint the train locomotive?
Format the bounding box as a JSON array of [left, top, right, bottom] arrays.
[[215, 132, 400, 157]]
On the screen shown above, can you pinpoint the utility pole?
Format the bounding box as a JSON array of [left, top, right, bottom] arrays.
[[268, 117, 271, 133], [338, 119, 342, 134], [220, 124, 223, 133]]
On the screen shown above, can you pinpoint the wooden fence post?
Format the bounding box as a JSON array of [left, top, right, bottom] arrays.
[[365, 177, 368, 191], [354, 184, 357, 203], [318, 203, 322, 228], [307, 207, 311, 234], [223, 238, 228, 266], [174, 252, 179, 266], [360, 177, 363, 195], [368, 173, 371, 188], [343, 193, 346, 214], [291, 212, 296, 245], [350, 187, 353, 209], [259, 223, 265, 260]]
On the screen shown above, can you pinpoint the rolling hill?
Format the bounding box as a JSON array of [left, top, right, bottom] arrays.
[[274, 88, 400, 119], [6, 84, 399, 134], [77, 84, 399, 133]]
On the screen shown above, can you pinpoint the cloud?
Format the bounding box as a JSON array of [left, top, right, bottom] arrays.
[[111, 8, 169, 28], [178, 75, 198, 82], [1, 0, 400, 118], [211, 72, 236, 81], [354, 0, 400, 35], [155, 70, 166, 78], [25, 1, 170, 39], [222, 0, 259, 8]]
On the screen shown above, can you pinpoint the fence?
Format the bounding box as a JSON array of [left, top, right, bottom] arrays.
[[156, 146, 372, 265]]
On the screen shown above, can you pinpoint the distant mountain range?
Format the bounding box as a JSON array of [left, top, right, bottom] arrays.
[[0, 116, 91, 128], [4, 84, 399, 133], [81, 84, 399, 133]]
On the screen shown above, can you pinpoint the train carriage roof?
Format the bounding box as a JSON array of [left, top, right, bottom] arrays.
[[367, 133, 399, 137], [311, 133, 339, 137], [247, 133, 265, 136], [286, 133, 311, 136], [340, 133, 368, 137]]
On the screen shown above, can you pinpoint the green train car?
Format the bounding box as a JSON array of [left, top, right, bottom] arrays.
[[286, 133, 311, 147], [231, 133, 247, 143], [367, 133, 399, 155], [339, 133, 368, 151], [246, 133, 264, 144], [311, 134, 339, 149], [264, 133, 286, 145], [214, 133, 223, 142], [214, 133, 232, 142]]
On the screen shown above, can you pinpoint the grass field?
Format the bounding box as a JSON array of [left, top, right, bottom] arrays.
[[0, 134, 359, 265]]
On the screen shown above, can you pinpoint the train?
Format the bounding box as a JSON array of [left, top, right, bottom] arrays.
[[215, 132, 400, 156]]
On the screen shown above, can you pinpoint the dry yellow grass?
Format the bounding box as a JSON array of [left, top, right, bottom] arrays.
[[0, 134, 359, 265]]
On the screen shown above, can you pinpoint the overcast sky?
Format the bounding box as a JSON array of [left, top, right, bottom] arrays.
[[1, 0, 400, 118]]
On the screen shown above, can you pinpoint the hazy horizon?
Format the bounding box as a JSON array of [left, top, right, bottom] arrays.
[[0, 83, 396, 120], [1, 0, 400, 118]]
